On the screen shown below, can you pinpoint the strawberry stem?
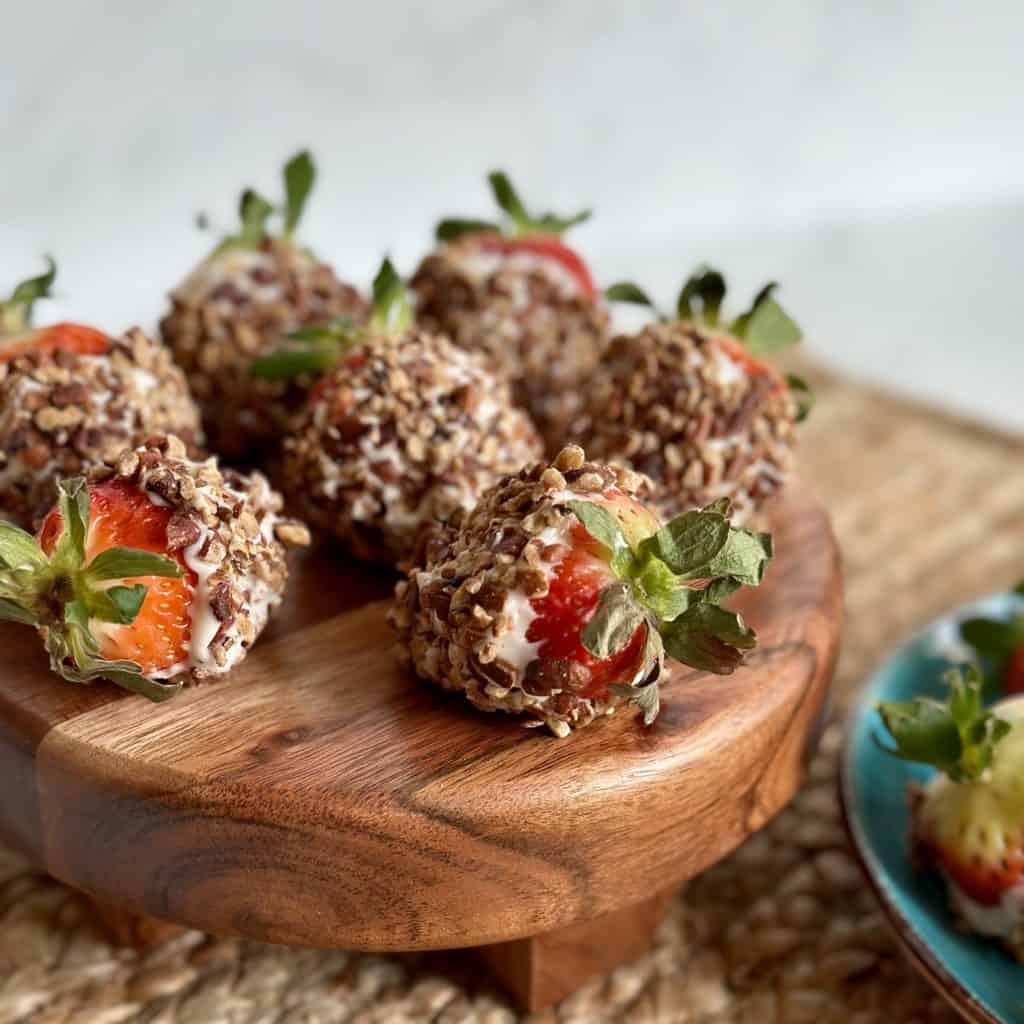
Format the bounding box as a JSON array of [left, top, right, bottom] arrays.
[[0, 479, 185, 700], [0, 257, 56, 336], [250, 257, 410, 383], [435, 170, 591, 242], [566, 497, 772, 724], [876, 664, 1011, 783], [213, 150, 317, 252]]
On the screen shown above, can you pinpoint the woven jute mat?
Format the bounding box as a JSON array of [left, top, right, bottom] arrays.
[[2, 364, 1023, 1024]]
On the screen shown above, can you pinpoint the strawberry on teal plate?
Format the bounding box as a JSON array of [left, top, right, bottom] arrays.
[[841, 589, 1024, 1024]]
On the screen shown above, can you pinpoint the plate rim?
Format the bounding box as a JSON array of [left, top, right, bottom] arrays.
[[838, 593, 1024, 1024]]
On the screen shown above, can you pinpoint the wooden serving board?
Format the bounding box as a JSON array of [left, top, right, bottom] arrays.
[[0, 479, 841, 1009]]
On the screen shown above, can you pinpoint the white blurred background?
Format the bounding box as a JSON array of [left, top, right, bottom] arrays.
[[2, 1, 1022, 428]]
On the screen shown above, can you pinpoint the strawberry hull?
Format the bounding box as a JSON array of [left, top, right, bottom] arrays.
[[160, 238, 368, 460], [391, 447, 660, 736], [82, 435, 310, 681], [906, 695, 1024, 956], [410, 236, 609, 451], [282, 328, 542, 568], [571, 321, 798, 525], [0, 327, 202, 529]]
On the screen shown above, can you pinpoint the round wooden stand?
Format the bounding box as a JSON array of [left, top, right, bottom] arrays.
[[0, 480, 841, 1012]]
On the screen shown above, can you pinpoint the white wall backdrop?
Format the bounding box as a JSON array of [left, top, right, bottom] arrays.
[[2, 1, 1022, 427]]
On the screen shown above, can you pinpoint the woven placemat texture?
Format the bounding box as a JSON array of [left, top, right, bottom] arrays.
[[2, 365, 1023, 1024]]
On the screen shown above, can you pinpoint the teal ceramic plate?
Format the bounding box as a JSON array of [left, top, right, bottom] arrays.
[[840, 593, 1024, 1024]]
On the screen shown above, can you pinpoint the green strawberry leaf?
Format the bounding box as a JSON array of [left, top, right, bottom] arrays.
[[702, 577, 742, 604], [436, 218, 501, 242], [876, 664, 1011, 783], [370, 257, 411, 335], [961, 616, 1024, 658], [701, 528, 774, 586], [283, 150, 315, 236], [677, 265, 726, 326], [90, 584, 148, 625], [53, 477, 90, 567], [731, 283, 802, 355], [85, 547, 183, 582], [288, 316, 355, 342], [610, 678, 661, 725], [661, 603, 757, 674], [630, 553, 696, 622], [0, 597, 38, 626], [2, 256, 57, 333], [1014, 580, 1024, 596], [638, 506, 731, 579], [237, 189, 275, 248], [609, 629, 665, 725], [604, 281, 658, 309], [566, 501, 632, 575], [580, 582, 646, 659], [530, 209, 591, 234], [0, 520, 47, 571], [46, 601, 182, 702], [437, 170, 592, 239], [250, 342, 342, 380], [786, 374, 815, 422], [488, 170, 530, 228]]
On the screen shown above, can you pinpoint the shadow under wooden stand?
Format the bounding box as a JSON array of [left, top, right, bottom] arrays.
[[0, 480, 841, 1013]]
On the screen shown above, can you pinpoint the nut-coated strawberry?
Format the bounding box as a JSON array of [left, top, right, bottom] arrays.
[[878, 666, 1024, 950], [160, 151, 368, 459], [271, 259, 542, 566], [573, 267, 810, 524], [411, 171, 609, 449], [392, 445, 773, 736], [0, 435, 309, 698]]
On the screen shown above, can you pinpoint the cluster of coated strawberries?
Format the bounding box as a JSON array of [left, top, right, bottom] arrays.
[[0, 152, 811, 735]]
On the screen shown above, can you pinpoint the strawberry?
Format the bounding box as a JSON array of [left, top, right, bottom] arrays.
[[0, 477, 187, 700], [574, 267, 811, 524], [413, 172, 608, 449], [251, 257, 409, 385], [0, 322, 110, 363], [435, 171, 596, 296], [526, 491, 660, 699], [0, 259, 110, 362], [159, 151, 368, 459], [960, 583, 1024, 697], [878, 667, 1024, 913], [1, 435, 308, 697], [1007, 648, 1024, 696], [38, 480, 195, 676], [393, 446, 773, 734], [273, 259, 542, 566], [605, 266, 809, 410]]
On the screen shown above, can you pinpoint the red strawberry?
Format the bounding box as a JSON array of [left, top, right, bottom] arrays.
[[527, 491, 659, 699], [468, 233, 596, 298], [605, 267, 811, 419], [38, 480, 195, 675], [435, 170, 596, 296], [1006, 648, 1024, 695], [0, 477, 187, 700], [714, 333, 785, 393], [0, 258, 109, 362], [0, 322, 110, 363], [525, 486, 770, 719], [960, 598, 1024, 697], [879, 668, 1024, 911], [393, 447, 774, 734]]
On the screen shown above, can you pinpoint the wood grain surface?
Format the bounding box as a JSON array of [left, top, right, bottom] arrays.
[[0, 479, 841, 952]]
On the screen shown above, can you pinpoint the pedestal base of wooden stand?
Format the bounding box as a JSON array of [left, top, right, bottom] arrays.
[[84, 887, 678, 1013], [475, 888, 677, 1012]]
